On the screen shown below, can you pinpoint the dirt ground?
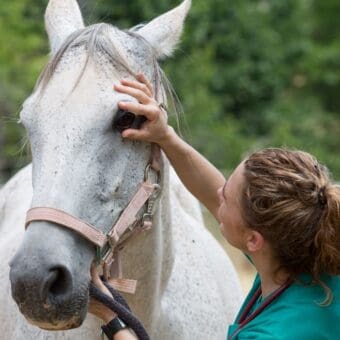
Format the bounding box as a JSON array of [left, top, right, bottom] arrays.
[[203, 210, 256, 295]]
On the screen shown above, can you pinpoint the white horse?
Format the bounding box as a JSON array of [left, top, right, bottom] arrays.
[[0, 0, 242, 339]]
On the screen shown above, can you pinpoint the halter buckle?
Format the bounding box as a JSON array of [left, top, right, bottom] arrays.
[[141, 213, 153, 230]]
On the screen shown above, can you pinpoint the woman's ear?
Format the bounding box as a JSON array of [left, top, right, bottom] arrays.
[[246, 230, 264, 253]]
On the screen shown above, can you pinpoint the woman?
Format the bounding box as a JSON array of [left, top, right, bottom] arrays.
[[90, 74, 340, 339]]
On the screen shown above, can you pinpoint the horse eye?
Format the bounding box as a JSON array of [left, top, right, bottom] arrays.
[[113, 109, 147, 132], [113, 110, 136, 132]]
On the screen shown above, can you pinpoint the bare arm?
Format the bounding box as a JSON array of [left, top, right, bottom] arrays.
[[113, 330, 138, 340], [114, 74, 224, 220], [158, 127, 224, 218]]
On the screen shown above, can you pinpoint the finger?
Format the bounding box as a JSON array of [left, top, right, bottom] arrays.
[[90, 264, 113, 298], [120, 79, 152, 97], [136, 73, 154, 96], [114, 84, 150, 104], [90, 263, 101, 285], [118, 101, 159, 121], [122, 128, 151, 141]]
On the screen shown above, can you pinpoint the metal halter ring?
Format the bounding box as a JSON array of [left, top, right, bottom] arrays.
[[158, 103, 166, 112], [144, 163, 160, 183]]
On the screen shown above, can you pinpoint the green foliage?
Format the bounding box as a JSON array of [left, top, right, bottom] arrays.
[[0, 0, 339, 184], [0, 0, 48, 182], [166, 0, 339, 176], [304, 0, 340, 112]]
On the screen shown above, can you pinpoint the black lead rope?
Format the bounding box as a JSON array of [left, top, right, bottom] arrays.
[[102, 281, 131, 312], [89, 281, 150, 340]]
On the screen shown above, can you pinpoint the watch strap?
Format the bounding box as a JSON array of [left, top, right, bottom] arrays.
[[101, 317, 127, 339]]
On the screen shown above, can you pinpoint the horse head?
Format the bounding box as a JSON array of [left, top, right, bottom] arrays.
[[9, 0, 190, 330]]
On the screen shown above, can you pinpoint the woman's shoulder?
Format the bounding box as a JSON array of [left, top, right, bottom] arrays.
[[236, 324, 336, 340], [288, 273, 340, 304], [237, 297, 339, 340], [262, 274, 339, 338], [324, 273, 340, 291], [233, 274, 340, 339]]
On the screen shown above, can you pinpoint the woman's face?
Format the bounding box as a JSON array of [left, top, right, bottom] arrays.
[[217, 162, 250, 250]]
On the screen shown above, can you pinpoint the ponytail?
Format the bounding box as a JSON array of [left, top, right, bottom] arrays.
[[314, 184, 340, 277]]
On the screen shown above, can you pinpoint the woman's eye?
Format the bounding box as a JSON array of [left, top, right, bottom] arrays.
[[113, 110, 136, 132]]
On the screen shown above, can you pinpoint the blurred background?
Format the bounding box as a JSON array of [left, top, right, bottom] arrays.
[[0, 0, 339, 292]]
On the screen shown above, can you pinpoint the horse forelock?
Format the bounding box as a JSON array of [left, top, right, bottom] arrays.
[[34, 23, 182, 118]]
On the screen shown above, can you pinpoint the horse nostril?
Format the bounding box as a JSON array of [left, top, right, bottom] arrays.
[[41, 266, 73, 301]]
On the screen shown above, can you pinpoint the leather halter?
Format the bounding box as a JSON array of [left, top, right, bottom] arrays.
[[25, 144, 162, 294]]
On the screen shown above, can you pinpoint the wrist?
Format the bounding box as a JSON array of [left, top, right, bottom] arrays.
[[114, 329, 137, 340], [101, 317, 127, 340], [158, 126, 177, 148], [102, 310, 118, 324], [96, 307, 117, 324]]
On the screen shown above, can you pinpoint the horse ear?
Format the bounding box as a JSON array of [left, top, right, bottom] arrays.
[[138, 0, 191, 59], [45, 0, 85, 54]]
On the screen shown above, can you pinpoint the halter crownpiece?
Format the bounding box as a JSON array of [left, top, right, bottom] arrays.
[[25, 144, 162, 294]]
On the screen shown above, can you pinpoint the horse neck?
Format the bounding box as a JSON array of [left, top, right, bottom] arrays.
[[119, 158, 173, 324]]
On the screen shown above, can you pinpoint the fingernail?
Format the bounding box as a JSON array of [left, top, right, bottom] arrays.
[[118, 101, 125, 107]]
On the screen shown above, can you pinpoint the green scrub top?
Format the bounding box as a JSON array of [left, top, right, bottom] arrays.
[[227, 273, 340, 339]]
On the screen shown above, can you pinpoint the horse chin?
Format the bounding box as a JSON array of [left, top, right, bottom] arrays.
[[20, 296, 89, 331], [27, 315, 84, 331]]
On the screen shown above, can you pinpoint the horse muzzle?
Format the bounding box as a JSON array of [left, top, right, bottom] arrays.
[[9, 257, 88, 330], [8, 220, 94, 330]]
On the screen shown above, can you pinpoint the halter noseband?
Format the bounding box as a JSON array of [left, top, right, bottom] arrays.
[[25, 145, 162, 294]]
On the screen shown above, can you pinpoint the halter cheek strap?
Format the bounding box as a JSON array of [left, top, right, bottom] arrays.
[[25, 145, 162, 295]]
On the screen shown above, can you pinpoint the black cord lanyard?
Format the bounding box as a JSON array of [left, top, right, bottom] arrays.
[[229, 280, 292, 339]]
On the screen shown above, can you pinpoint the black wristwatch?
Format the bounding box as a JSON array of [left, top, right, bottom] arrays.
[[101, 317, 127, 339]]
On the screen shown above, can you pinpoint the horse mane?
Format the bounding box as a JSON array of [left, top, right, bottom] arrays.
[[35, 23, 182, 119]]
